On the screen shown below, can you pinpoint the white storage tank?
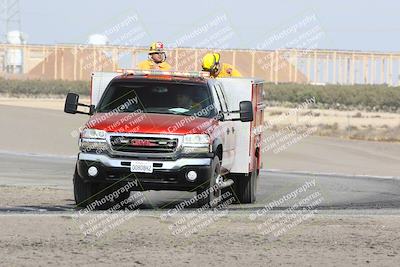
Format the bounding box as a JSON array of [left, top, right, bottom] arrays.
[[5, 31, 25, 73], [87, 34, 111, 62], [88, 34, 109, 46]]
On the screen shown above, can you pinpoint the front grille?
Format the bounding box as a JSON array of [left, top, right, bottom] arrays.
[[110, 136, 178, 154]]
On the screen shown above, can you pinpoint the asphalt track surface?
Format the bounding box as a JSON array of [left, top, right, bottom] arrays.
[[1, 151, 399, 214]]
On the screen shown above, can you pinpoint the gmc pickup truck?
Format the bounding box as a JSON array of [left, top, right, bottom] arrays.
[[64, 70, 265, 209]]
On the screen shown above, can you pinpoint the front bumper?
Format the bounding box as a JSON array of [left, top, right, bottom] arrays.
[[76, 153, 212, 191]]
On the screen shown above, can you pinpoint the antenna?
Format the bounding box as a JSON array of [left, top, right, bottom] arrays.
[[0, 0, 21, 43]]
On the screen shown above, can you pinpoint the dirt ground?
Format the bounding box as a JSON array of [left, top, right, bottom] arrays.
[[0, 185, 73, 208], [0, 214, 399, 266], [1, 180, 399, 266], [0, 96, 89, 110], [265, 106, 400, 129]]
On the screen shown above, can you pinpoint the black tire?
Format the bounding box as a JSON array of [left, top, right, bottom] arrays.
[[73, 167, 104, 209], [236, 157, 258, 204], [196, 156, 222, 208], [73, 167, 129, 210]]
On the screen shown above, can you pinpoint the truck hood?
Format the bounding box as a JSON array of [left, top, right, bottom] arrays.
[[86, 112, 217, 135]]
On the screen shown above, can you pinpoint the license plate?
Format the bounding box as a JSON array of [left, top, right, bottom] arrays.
[[130, 161, 153, 173]]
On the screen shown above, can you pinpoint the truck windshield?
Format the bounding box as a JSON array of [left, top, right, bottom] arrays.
[[96, 80, 216, 118]]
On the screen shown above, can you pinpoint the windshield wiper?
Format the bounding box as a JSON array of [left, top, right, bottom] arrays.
[[174, 112, 193, 116], [145, 110, 194, 116], [176, 111, 196, 116]]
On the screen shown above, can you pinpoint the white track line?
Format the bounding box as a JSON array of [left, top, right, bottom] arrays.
[[0, 150, 76, 159], [263, 169, 400, 180]]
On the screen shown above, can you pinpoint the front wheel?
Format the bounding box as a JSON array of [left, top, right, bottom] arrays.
[[196, 156, 222, 208], [73, 167, 128, 210], [73, 167, 104, 209]]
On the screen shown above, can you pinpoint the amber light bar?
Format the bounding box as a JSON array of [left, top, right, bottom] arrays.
[[117, 69, 210, 79]]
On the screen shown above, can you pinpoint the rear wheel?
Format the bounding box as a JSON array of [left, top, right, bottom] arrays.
[[236, 157, 258, 204], [196, 156, 222, 208]]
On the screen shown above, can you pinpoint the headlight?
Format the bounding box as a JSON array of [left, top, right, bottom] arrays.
[[183, 134, 210, 144], [79, 139, 108, 153], [80, 129, 108, 153], [81, 129, 106, 139], [182, 134, 210, 154]]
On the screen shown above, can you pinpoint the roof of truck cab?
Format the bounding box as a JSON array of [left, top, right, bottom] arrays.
[[112, 69, 210, 83], [112, 74, 208, 84]]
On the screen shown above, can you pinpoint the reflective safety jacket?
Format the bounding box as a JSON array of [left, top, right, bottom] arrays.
[[216, 63, 242, 78], [138, 60, 172, 70]]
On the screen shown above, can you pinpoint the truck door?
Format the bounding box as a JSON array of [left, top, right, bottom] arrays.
[[214, 83, 235, 170]]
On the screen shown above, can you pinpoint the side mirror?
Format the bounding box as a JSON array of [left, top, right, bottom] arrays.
[[64, 92, 94, 115], [239, 101, 253, 122], [64, 93, 79, 114]]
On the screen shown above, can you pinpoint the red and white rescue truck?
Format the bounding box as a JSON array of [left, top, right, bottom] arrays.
[[64, 70, 265, 209]]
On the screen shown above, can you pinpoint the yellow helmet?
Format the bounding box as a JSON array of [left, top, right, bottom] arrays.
[[149, 41, 165, 54], [148, 41, 167, 63], [202, 53, 220, 75]]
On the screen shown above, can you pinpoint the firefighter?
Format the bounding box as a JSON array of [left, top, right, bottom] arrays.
[[138, 41, 172, 70], [201, 52, 242, 78]]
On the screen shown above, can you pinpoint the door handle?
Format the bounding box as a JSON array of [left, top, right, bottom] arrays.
[[231, 127, 235, 134], [226, 128, 230, 135]]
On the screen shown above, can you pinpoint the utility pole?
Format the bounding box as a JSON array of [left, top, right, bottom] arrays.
[[0, 0, 21, 43]]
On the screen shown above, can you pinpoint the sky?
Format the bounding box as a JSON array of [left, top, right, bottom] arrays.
[[11, 0, 400, 52]]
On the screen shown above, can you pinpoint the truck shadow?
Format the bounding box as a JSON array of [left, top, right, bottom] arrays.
[[4, 194, 400, 213], [3, 200, 400, 213], [0, 204, 76, 213]]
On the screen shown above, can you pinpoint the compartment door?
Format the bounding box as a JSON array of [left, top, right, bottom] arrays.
[[91, 72, 119, 106]]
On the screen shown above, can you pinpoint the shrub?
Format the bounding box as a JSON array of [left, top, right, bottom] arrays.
[[1, 79, 400, 112], [0, 78, 90, 96], [265, 83, 400, 111]]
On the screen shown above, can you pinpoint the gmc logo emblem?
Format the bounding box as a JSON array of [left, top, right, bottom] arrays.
[[130, 139, 157, 147]]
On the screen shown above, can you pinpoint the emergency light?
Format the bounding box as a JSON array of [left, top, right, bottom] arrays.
[[116, 69, 210, 79]]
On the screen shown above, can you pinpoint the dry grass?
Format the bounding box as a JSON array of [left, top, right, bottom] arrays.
[[265, 107, 400, 142]]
